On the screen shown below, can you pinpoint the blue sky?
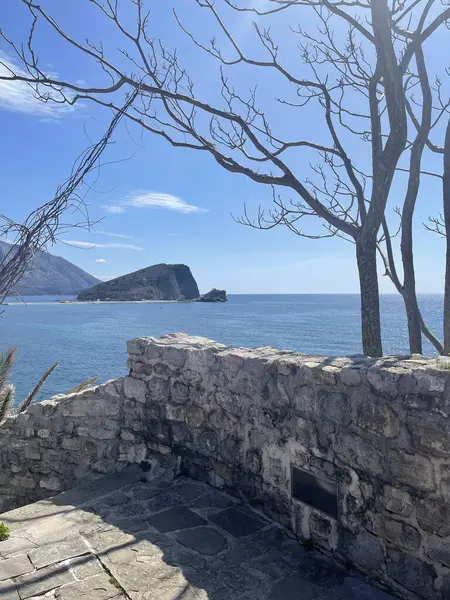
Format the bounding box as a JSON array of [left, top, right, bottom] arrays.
[[0, 0, 446, 294]]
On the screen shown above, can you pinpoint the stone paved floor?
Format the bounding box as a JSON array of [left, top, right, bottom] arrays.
[[0, 468, 395, 600]]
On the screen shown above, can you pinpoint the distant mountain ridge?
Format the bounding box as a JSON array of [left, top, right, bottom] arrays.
[[0, 241, 101, 295], [78, 263, 200, 301]]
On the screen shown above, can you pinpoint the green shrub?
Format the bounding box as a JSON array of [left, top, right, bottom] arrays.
[[0, 522, 10, 542]]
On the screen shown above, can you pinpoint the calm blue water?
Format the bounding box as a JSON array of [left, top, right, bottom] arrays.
[[0, 294, 443, 404]]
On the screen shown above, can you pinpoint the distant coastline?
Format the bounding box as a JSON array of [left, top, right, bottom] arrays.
[[60, 299, 182, 305]]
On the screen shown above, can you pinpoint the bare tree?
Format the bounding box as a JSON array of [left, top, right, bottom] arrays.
[[424, 117, 450, 353], [0, 91, 136, 302], [444, 120, 450, 353], [1, 0, 449, 355], [375, 40, 450, 355]]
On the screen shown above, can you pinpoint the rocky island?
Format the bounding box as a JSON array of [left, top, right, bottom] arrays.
[[194, 288, 227, 302], [77, 263, 227, 302]]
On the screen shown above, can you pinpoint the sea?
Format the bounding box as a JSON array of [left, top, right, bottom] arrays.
[[0, 294, 444, 405]]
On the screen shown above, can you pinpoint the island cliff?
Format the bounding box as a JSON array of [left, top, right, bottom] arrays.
[[77, 263, 200, 301]]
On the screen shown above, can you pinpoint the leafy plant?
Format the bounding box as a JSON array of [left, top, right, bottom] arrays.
[[66, 376, 99, 395], [0, 347, 17, 423], [17, 361, 60, 414], [0, 522, 10, 542], [0, 347, 97, 424]]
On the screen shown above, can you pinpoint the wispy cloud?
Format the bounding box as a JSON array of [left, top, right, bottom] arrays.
[[96, 258, 106, 263], [0, 52, 75, 118], [96, 230, 135, 240], [125, 192, 207, 213], [102, 204, 126, 214], [103, 192, 207, 215], [63, 240, 143, 251]]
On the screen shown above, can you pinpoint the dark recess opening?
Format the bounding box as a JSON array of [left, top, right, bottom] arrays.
[[291, 465, 338, 519]]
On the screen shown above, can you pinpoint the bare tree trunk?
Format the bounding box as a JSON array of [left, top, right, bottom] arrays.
[[398, 46, 432, 355], [443, 119, 450, 354], [356, 239, 383, 357], [401, 173, 423, 354], [379, 220, 443, 354]]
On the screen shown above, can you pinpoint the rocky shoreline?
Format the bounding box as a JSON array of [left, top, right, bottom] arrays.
[[58, 288, 228, 304]]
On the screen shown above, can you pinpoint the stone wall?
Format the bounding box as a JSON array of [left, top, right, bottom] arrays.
[[2, 333, 450, 599]]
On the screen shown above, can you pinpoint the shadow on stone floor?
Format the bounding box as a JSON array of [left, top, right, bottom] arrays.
[[0, 469, 396, 600]]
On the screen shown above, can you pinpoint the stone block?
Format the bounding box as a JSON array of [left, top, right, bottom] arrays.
[[66, 555, 104, 580], [317, 391, 351, 427], [426, 535, 450, 568], [384, 518, 421, 552], [340, 368, 362, 386], [0, 537, 37, 558], [14, 563, 74, 598], [146, 507, 207, 533], [147, 377, 170, 402], [144, 419, 171, 445], [339, 529, 385, 571], [291, 386, 317, 420], [54, 573, 119, 600], [39, 476, 62, 491], [262, 379, 290, 408], [61, 394, 120, 418], [144, 339, 163, 360], [160, 345, 188, 368], [128, 360, 154, 379], [407, 414, 450, 457], [355, 400, 400, 438], [232, 470, 264, 505], [127, 338, 146, 356], [169, 381, 190, 404], [0, 555, 33, 581], [10, 476, 36, 489], [23, 447, 41, 460], [37, 429, 50, 439], [175, 526, 227, 555], [387, 546, 436, 598], [123, 376, 147, 402], [380, 485, 413, 517], [170, 421, 193, 446], [185, 406, 206, 429], [62, 438, 81, 451], [246, 448, 263, 475], [197, 429, 219, 456], [29, 535, 89, 569], [90, 428, 118, 441], [416, 497, 450, 536], [209, 506, 266, 538], [414, 371, 446, 394], [219, 436, 242, 465], [334, 434, 383, 477], [366, 367, 401, 397], [0, 580, 19, 600], [165, 403, 186, 421], [388, 450, 435, 492]]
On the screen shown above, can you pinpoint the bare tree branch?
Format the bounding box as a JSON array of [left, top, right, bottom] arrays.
[[0, 89, 137, 301]]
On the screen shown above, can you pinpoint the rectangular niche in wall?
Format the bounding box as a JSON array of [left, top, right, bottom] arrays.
[[291, 465, 338, 519]]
